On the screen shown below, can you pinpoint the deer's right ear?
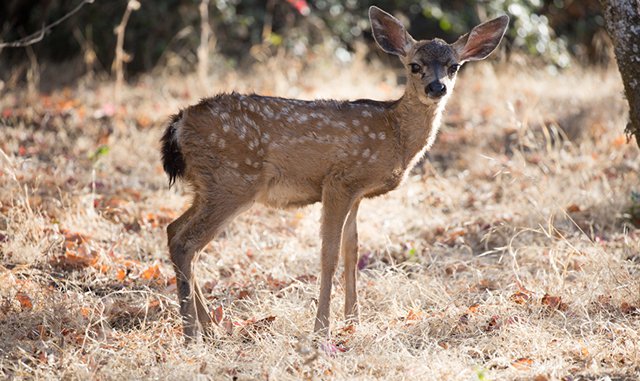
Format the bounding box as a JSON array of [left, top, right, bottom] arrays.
[[369, 6, 415, 58]]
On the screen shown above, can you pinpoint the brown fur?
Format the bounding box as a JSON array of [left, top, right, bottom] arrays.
[[162, 6, 509, 342]]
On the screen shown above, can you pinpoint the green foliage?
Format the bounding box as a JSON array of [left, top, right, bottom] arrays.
[[0, 0, 606, 78]]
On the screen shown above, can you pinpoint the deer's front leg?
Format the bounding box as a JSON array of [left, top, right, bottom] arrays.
[[314, 186, 354, 335], [342, 200, 360, 323]]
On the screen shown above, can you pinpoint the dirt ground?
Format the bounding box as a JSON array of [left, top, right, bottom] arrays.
[[1, 57, 639, 380]]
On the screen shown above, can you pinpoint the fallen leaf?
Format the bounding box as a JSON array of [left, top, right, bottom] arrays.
[[542, 294, 568, 311], [620, 302, 639, 315], [357, 251, 372, 270], [406, 309, 424, 321], [212, 305, 224, 325], [140, 264, 161, 280], [239, 316, 276, 339], [340, 324, 356, 335], [485, 315, 501, 332], [512, 357, 534, 370], [16, 292, 33, 310], [116, 268, 127, 281], [566, 204, 581, 213], [612, 135, 627, 148], [467, 303, 481, 314], [510, 291, 531, 305], [222, 319, 233, 335]]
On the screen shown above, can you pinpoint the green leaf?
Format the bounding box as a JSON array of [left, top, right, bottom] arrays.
[[89, 145, 110, 162]]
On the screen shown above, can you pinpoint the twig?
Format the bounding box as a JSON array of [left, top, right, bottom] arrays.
[[0, 0, 94, 49], [112, 0, 140, 103], [197, 0, 211, 82]]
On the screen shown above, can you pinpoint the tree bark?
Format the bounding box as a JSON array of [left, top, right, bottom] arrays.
[[599, 0, 640, 147]]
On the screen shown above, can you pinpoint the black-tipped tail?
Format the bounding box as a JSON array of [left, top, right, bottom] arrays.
[[161, 111, 186, 187]]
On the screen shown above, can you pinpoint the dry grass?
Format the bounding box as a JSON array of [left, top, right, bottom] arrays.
[[1, 57, 639, 380]]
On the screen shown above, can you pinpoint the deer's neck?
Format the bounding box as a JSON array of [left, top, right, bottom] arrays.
[[389, 86, 446, 168]]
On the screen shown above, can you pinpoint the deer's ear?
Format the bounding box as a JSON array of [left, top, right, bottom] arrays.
[[369, 6, 415, 58], [452, 15, 509, 63]]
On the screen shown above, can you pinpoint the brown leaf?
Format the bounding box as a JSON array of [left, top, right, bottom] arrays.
[[512, 357, 534, 370], [212, 305, 224, 325], [15, 291, 33, 310], [467, 303, 481, 314], [116, 268, 127, 281], [566, 204, 581, 213], [406, 309, 424, 321], [140, 264, 161, 280], [510, 291, 531, 305], [55, 246, 99, 270], [620, 302, 639, 315], [444, 228, 466, 246], [542, 293, 568, 311], [238, 316, 276, 339], [222, 320, 233, 335], [485, 315, 501, 332]]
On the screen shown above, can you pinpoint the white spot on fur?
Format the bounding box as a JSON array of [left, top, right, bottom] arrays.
[[238, 125, 247, 140], [263, 106, 274, 119], [252, 162, 260, 168], [353, 119, 361, 126], [362, 148, 370, 158], [245, 158, 252, 166], [261, 133, 270, 144], [218, 139, 226, 149], [370, 152, 379, 161], [257, 148, 265, 156], [222, 124, 230, 133], [378, 132, 386, 140], [363, 126, 370, 133], [243, 174, 258, 182], [368, 132, 376, 139], [362, 110, 372, 117]]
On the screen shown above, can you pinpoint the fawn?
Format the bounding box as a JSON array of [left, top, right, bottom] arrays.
[[162, 6, 509, 342]]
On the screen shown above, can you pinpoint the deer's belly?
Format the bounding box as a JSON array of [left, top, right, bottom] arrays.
[[256, 180, 322, 209]]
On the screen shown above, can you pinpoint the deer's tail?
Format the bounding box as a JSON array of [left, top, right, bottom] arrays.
[[161, 110, 186, 187]]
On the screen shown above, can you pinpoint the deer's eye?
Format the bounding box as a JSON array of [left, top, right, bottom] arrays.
[[409, 63, 421, 74], [448, 64, 460, 76]]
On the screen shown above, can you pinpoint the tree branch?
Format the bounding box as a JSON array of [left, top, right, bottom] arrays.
[[0, 0, 94, 49]]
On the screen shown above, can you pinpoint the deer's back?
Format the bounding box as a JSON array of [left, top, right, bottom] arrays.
[[176, 93, 405, 207]]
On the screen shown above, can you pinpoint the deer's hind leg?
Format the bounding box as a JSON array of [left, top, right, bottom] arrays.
[[168, 191, 252, 342]]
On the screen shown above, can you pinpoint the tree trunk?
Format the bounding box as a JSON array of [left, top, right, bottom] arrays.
[[599, 0, 640, 147]]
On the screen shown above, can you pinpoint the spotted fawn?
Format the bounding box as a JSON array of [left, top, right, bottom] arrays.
[[161, 6, 509, 342]]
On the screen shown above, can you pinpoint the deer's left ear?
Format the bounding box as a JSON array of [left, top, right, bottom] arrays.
[[369, 6, 416, 58], [452, 15, 509, 63]]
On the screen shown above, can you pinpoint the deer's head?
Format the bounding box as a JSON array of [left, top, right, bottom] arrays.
[[369, 6, 509, 106]]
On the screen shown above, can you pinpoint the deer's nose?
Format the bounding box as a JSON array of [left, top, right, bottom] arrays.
[[426, 81, 446, 98]]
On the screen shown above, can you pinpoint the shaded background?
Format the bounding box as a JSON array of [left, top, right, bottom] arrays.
[[0, 0, 609, 86]]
